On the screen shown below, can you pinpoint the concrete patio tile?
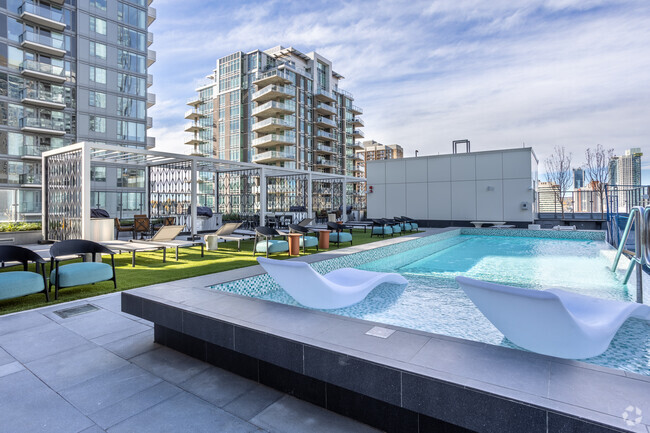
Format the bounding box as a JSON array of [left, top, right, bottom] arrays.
[[107, 392, 261, 433], [26, 344, 130, 391], [0, 321, 93, 363], [0, 369, 94, 433], [90, 322, 153, 347], [222, 383, 284, 421], [60, 308, 150, 341], [179, 365, 258, 408], [0, 361, 24, 378], [79, 426, 106, 433], [59, 364, 163, 415], [101, 329, 158, 360], [89, 381, 182, 430], [0, 310, 52, 336], [0, 346, 14, 366], [250, 395, 381, 433], [130, 346, 210, 385]]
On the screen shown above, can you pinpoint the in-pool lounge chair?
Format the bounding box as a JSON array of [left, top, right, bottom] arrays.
[[204, 222, 250, 251], [258, 257, 408, 309], [130, 225, 204, 260], [456, 276, 650, 359]]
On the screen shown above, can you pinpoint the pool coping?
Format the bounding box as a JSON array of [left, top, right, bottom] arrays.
[[122, 228, 649, 433]]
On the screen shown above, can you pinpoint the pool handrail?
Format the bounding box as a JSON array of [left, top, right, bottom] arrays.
[[612, 206, 646, 303]]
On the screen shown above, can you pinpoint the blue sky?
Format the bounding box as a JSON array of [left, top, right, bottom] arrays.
[[148, 0, 650, 183]]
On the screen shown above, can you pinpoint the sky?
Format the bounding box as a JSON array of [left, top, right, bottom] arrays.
[[147, 0, 650, 183]]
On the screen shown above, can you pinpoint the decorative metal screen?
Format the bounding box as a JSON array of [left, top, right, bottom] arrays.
[[266, 174, 308, 212], [217, 168, 260, 227], [312, 179, 343, 214], [149, 161, 192, 228], [46, 150, 82, 240]]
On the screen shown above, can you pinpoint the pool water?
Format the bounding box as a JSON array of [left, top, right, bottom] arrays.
[[257, 235, 650, 375]]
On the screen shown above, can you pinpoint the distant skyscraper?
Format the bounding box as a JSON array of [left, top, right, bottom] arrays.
[[609, 148, 643, 186], [354, 140, 403, 178], [573, 168, 584, 189]]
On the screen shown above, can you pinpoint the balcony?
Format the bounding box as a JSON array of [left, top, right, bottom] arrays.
[[252, 150, 295, 163], [21, 145, 43, 160], [348, 142, 363, 150], [314, 143, 336, 155], [352, 129, 365, 138], [147, 93, 156, 108], [187, 95, 201, 107], [252, 134, 294, 148], [147, 74, 153, 88], [349, 104, 363, 115], [350, 117, 364, 127], [252, 100, 295, 119], [20, 88, 65, 110], [20, 117, 65, 135], [147, 49, 156, 67], [251, 117, 294, 134], [315, 116, 337, 129], [253, 69, 292, 87], [335, 88, 354, 100], [20, 31, 66, 57], [147, 117, 153, 129], [314, 88, 336, 103], [147, 32, 153, 47], [20, 173, 42, 187], [19, 2, 66, 31], [315, 102, 336, 115], [184, 109, 204, 120], [20, 60, 66, 83], [315, 130, 337, 142], [184, 122, 203, 133], [251, 85, 295, 103], [314, 157, 337, 168], [147, 6, 156, 26], [146, 136, 156, 149], [184, 135, 204, 146]]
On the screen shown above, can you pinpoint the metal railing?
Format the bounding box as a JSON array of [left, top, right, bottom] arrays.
[[611, 206, 647, 303]]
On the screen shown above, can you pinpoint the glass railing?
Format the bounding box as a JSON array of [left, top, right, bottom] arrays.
[[353, 129, 365, 138], [350, 104, 363, 114], [253, 150, 295, 162], [184, 109, 202, 118], [254, 69, 292, 83], [19, 117, 65, 132], [315, 102, 336, 113], [19, 173, 41, 185], [20, 201, 42, 213], [316, 116, 337, 128], [21, 145, 43, 157], [334, 88, 354, 99], [315, 143, 335, 153], [252, 84, 295, 100], [252, 134, 294, 146], [315, 88, 335, 100], [252, 100, 296, 116], [316, 130, 337, 140], [251, 117, 295, 130], [19, 88, 65, 105], [315, 158, 337, 167], [19, 1, 64, 24], [351, 117, 364, 126], [20, 60, 65, 77], [186, 95, 201, 105], [20, 31, 65, 51]]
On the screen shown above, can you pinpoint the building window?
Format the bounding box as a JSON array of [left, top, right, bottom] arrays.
[[90, 17, 107, 35], [118, 26, 145, 51], [117, 50, 146, 73], [117, 168, 145, 188], [91, 0, 107, 10], [117, 96, 145, 118], [117, 120, 145, 142], [89, 91, 106, 108], [90, 42, 107, 60], [91, 166, 106, 182], [89, 115, 106, 133], [117, 3, 146, 29], [117, 73, 145, 96], [90, 66, 107, 84]]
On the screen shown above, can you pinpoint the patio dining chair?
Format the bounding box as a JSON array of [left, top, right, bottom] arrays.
[[0, 245, 48, 303], [133, 215, 150, 239], [49, 240, 116, 300]]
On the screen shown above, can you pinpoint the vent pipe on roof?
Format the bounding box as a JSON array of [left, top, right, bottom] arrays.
[[452, 140, 470, 154]]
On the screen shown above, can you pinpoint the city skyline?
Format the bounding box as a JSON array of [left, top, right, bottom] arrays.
[[148, 0, 649, 183]]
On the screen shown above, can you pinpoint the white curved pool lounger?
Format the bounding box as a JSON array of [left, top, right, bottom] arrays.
[[257, 257, 408, 309], [456, 276, 650, 359]]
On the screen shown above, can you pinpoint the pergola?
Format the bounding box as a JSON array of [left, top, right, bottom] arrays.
[[41, 142, 366, 241]]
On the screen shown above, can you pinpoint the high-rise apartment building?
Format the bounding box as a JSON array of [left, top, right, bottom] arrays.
[[354, 140, 403, 178], [0, 0, 156, 221], [609, 148, 642, 186], [185, 46, 363, 176], [573, 167, 584, 189]]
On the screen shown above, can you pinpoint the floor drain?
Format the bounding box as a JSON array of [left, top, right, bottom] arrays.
[[365, 326, 395, 339], [53, 304, 99, 319]]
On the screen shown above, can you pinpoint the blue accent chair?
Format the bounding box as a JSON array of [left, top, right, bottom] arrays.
[[0, 246, 48, 302], [49, 240, 116, 300], [289, 224, 318, 253], [253, 226, 289, 257], [401, 216, 419, 230], [371, 219, 393, 237], [327, 222, 353, 246]]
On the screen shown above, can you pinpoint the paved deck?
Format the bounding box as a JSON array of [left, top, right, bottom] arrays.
[[0, 292, 379, 433]]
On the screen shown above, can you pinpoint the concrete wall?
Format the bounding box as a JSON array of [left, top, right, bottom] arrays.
[[367, 148, 538, 223]]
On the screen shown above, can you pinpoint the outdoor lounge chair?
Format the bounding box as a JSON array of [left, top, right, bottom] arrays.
[[401, 217, 419, 230], [371, 219, 393, 237], [50, 240, 116, 300], [289, 224, 318, 253], [0, 246, 48, 302], [455, 276, 650, 359], [327, 222, 353, 246], [394, 217, 413, 232], [204, 222, 248, 251], [257, 257, 408, 309], [131, 225, 204, 260], [297, 217, 314, 227], [253, 226, 289, 257]]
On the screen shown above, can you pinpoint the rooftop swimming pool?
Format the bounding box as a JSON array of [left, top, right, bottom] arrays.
[[212, 231, 650, 375]]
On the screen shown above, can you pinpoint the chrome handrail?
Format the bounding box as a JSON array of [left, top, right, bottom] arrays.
[[614, 206, 646, 303], [612, 206, 640, 271]]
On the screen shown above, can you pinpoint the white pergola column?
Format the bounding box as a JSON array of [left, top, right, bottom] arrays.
[[307, 172, 313, 219], [342, 177, 348, 222], [259, 167, 266, 227], [81, 142, 92, 239], [190, 159, 197, 238]]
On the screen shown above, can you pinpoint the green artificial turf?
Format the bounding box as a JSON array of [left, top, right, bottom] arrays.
[[0, 230, 408, 315]]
